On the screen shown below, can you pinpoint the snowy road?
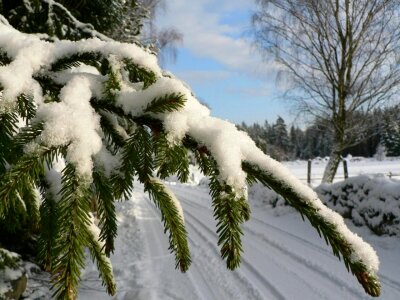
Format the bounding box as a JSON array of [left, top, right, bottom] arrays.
[[80, 182, 400, 300]]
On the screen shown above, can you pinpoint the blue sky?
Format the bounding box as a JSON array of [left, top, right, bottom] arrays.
[[156, 0, 295, 126]]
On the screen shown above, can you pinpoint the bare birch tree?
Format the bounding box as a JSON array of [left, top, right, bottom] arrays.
[[253, 0, 400, 182]]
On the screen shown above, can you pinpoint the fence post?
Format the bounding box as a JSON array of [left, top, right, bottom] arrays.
[[343, 159, 349, 179], [307, 159, 312, 185]]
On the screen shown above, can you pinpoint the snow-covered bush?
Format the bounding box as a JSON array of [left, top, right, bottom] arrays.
[[251, 175, 400, 236], [248, 182, 286, 208], [0, 17, 381, 300], [317, 175, 400, 236]]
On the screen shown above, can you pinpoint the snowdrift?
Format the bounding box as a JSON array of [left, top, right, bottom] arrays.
[[249, 175, 400, 236]]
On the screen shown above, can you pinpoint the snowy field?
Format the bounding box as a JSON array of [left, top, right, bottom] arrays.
[[282, 156, 400, 186], [77, 159, 400, 300]]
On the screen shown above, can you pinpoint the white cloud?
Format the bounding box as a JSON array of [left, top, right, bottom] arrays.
[[175, 70, 232, 85], [156, 0, 278, 78], [224, 85, 274, 98]]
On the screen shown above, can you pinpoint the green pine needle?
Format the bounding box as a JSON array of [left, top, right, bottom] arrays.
[[127, 125, 153, 183], [154, 132, 189, 182], [92, 170, 118, 256], [99, 114, 125, 154], [50, 52, 102, 72], [17, 93, 36, 122], [0, 146, 65, 218], [145, 179, 191, 272], [51, 164, 92, 300], [122, 59, 156, 88], [37, 194, 59, 272], [87, 226, 117, 296], [143, 93, 186, 114], [0, 111, 19, 172]]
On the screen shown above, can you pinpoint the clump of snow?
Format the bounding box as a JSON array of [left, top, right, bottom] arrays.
[[35, 76, 102, 179], [44, 156, 65, 201]]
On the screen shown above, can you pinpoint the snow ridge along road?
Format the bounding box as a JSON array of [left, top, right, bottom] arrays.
[[80, 182, 400, 300]]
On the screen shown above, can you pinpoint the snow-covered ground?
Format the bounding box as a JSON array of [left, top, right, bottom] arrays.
[[76, 159, 400, 300], [22, 158, 400, 299], [284, 156, 400, 186]]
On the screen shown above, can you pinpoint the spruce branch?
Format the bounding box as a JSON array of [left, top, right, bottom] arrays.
[[103, 70, 121, 101], [11, 122, 44, 159], [0, 111, 19, 172], [17, 93, 36, 122], [128, 125, 153, 183], [144, 179, 191, 272], [242, 162, 381, 297], [154, 132, 189, 182], [109, 125, 153, 200], [143, 93, 186, 114], [122, 58, 156, 88], [92, 170, 118, 256], [0, 24, 383, 299], [50, 52, 102, 72], [208, 170, 246, 270], [0, 146, 65, 218], [99, 113, 125, 154], [33, 74, 64, 101], [184, 143, 248, 269], [19, 181, 40, 232], [183, 137, 249, 268], [37, 193, 59, 272], [87, 223, 117, 296], [51, 163, 92, 300]]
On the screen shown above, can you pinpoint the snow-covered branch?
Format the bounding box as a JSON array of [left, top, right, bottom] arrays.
[[0, 21, 380, 298]]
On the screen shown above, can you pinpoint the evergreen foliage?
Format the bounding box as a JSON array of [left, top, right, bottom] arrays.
[[240, 107, 400, 161], [0, 4, 382, 300], [1, 0, 146, 42]]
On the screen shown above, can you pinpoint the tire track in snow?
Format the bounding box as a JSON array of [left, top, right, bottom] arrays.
[[379, 275, 400, 293], [178, 194, 333, 261], [142, 191, 269, 300], [173, 185, 339, 259], [182, 208, 287, 300], [241, 224, 369, 299], [172, 185, 335, 255], [183, 208, 336, 299], [185, 225, 261, 300], [175, 190, 331, 298], [155, 184, 400, 299], [139, 195, 205, 300], [246, 220, 400, 296], [177, 190, 376, 299], [179, 196, 369, 299], [142, 189, 265, 300]]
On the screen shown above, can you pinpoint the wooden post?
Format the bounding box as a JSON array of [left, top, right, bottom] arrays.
[[343, 159, 349, 179], [307, 159, 312, 185]]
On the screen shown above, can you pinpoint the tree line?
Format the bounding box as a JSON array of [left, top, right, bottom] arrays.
[[239, 105, 400, 161]]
